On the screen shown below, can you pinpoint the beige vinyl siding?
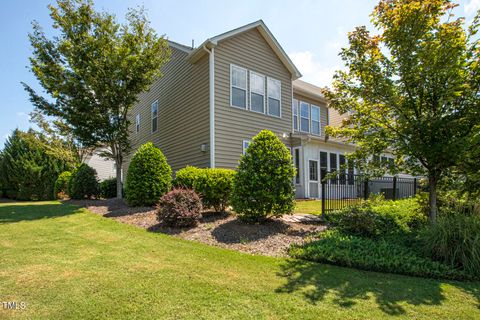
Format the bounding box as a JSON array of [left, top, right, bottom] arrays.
[[123, 47, 210, 176], [293, 93, 328, 137], [329, 108, 347, 128], [214, 28, 293, 169]]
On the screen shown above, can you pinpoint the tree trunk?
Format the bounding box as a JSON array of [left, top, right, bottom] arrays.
[[115, 158, 123, 199], [428, 175, 438, 224]]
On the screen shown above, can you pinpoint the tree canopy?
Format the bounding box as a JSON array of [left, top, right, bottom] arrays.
[[323, 0, 480, 223], [23, 0, 171, 198]]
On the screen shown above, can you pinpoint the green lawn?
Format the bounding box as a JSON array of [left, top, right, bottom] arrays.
[[0, 201, 479, 319], [295, 199, 362, 215]]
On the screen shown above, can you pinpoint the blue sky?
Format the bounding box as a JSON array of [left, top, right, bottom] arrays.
[[0, 0, 478, 148]]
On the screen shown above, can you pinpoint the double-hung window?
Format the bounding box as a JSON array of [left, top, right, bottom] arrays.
[[293, 148, 301, 184], [292, 99, 299, 130], [250, 72, 265, 113], [231, 65, 247, 109], [151, 101, 158, 133], [339, 154, 346, 185], [267, 77, 281, 117], [242, 140, 251, 155], [311, 105, 320, 135], [300, 101, 310, 132], [135, 114, 140, 133], [320, 151, 328, 182]]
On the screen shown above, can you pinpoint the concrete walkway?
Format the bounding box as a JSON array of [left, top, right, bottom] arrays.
[[281, 213, 323, 224]]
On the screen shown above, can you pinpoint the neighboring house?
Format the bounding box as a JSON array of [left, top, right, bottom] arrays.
[[123, 20, 396, 199], [83, 148, 116, 181]]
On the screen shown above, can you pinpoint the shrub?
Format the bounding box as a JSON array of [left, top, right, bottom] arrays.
[[1, 129, 76, 200], [174, 167, 236, 212], [328, 198, 426, 238], [232, 130, 296, 223], [173, 166, 201, 189], [54, 171, 72, 199], [125, 142, 172, 206], [195, 168, 235, 212], [157, 188, 202, 227], [422, 213, 480, 274], [289, 230, 473, 280], [68, 164, 99, 199], [100, 178, 117, 199]]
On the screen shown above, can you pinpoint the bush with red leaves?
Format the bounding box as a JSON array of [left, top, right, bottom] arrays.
[[157, 188, 202, 227]]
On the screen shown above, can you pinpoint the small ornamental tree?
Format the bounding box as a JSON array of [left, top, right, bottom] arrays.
[[54, 171, 72, 199], [68, 164, 99, 199], [125, 142, 172, 206], [232, 130, 296, 222]]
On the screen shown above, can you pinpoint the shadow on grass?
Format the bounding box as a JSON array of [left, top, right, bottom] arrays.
[[276, 259, 480, 315], [0, 202, 80, 223]]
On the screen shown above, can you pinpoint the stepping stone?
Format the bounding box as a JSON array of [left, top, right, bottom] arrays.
[[282, 214, 323, 224]]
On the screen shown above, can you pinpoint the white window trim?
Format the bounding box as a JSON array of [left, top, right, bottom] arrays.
[[311, 105, 321, 136], [299, 101, 310, 133], [135, 114, 140, 133], [230, 64, 248, 109], [293, 146, 302, 185], [267, 77, 282, 118], [249, 71, 266, 114], [151, 100, 158, 133], [242, 140, 251, 155], [308, 159, 319, 182]]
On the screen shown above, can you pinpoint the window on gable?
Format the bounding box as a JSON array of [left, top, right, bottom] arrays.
[[293, 99, 299, 131], [267, 77, 281, 117], [231, 65, 247, 109], [250, 72, 265, 113], [300, 101, 310, 132], [135, 114, 140, 133], [242, 140, 251, 155], [151, 101, 158, 133], [311, 105, 321, 135]]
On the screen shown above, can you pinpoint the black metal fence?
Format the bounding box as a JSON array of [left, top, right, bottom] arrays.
[[320, 172, 419, 217]]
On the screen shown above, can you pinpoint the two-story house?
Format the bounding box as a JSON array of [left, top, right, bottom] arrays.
[[124, 20, 394, 199]]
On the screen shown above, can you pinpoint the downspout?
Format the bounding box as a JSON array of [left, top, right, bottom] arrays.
[[203, 45, 215, 168]]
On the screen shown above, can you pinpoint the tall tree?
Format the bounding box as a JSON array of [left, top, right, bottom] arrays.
[[23, 0, 171, 198], [323, 0, 480, 223]]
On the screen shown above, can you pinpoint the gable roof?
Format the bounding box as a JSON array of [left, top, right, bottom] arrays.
[[293, 79, 328, 103], [187, 20, 301, 80]]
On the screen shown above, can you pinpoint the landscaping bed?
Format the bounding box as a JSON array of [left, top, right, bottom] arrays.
[[68, 198, 326, 257]]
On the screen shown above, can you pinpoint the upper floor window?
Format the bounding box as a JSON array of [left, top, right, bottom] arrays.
[[242, 140, 251, 155], [267, 77, 281, 117], [300, 101, 310, 132], [292, 99, 299, 131], [135, 114, 140, 133], [311, 105, 321, 135], [151, 100, 158, 133], [250, 72, 265, 113], [231, 65, 247, 109]]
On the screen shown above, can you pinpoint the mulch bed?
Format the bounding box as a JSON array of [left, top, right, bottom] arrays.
[[67, 198, 327, 257]]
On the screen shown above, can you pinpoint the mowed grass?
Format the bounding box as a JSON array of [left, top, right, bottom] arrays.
[[0, 201, 479, 319], [295, 199, 362, 215]]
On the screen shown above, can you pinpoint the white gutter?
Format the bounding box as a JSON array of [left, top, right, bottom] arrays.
[[203, 45, 216, 168]]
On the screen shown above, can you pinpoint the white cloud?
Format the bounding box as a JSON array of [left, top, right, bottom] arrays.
[[465, 0, 480, 16], [289, 51, 340, 87]]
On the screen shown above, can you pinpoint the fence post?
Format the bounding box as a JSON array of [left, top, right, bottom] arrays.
[[363, 178, 369, 200], [321, 180, 326, 221], [392, 176, 397, 200], [413, 178, 417, 195]]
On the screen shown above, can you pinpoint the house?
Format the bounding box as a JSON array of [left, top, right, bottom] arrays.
[[123, 20, 396, 199], [83, 148, 116, 181]]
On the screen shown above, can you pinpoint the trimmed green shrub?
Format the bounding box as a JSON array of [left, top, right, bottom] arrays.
[[328, 197, 426, 238], [173, 166, 201, 189], [174, 167, 236, 212], [54, 171, 72, 199], [157, 188, 202, 227], [422, 213, 480, 274], [232, 130, 296, 223], [100, 178, 117, 199], [125, 142, 172, 206], [289, 230, 473, 280], [68, 164, 99, 199]]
